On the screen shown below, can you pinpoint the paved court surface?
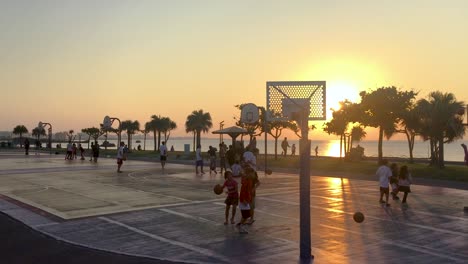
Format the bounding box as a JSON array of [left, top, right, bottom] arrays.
[[0, 152, 467, 263]]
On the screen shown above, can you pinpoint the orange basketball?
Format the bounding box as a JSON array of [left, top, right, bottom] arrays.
[[353, 212, 365, 223], [213, 184, 223, 195]]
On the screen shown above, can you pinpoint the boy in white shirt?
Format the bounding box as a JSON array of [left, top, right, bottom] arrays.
[[376, 159, 392, 206]]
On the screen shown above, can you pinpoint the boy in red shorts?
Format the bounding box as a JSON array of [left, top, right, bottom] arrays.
[[237, 168, 253, 234]]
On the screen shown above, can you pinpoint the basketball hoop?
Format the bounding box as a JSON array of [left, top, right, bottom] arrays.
[[241, 103, 260, 124], [103, 116, 112, 129]]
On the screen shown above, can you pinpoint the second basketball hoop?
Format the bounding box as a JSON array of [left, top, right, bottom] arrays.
[[240, 103, 259, 124]]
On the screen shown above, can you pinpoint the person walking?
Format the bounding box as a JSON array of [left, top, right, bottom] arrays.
[[116, 142, 125, 173], [291, 144, 296, 156], [376, 159, 392, 206], [208, 146, 217, 174], [219, 142, 227, 174], [398, 165, 412, 204], [79, 144, 85, 160], [91, 142, 99, 162], [462, 143, 468, 166], [195, 145, 205, 174], [314, 146, 319, 157], [159, 141, 168, 170], [281, 137, 290, 156], [24, 138, 30, 155]]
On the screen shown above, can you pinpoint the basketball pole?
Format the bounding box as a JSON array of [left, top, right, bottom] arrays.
[[299, 110, 312, 260]]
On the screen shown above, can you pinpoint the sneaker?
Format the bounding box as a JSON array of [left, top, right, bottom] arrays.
[[385, 203, 391, 207], [379, 200, 385, 204]]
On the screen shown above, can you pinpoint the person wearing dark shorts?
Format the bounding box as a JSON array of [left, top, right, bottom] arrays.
[[222, 171, 238, 225], [376, 159, 392, 206], [159, 141, 168, 170]]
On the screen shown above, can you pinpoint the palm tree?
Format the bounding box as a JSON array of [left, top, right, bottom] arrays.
[[358, 86, 417, 163], [323, 111, 348, 159], [185, 109, 213, 148], [349, 126, 366, 150], [32, 127, 46, 141], [121, 120, 140, 151], [185, 118, 196, 152], [81, 127, 104, 149], [66, 130, 75, 143], [13, 125, 28, 147], [416, 91, 466, 168], [150, 115, 165, 151], [141, 122, 152, 151], [398, 106, 421, 163], [160, 117, 177, 145]]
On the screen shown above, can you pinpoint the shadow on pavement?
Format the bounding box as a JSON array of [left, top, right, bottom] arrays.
[[0, 212, 181, 264]]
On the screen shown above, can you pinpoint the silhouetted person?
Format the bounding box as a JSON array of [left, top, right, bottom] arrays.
[[24, 138, 30, 155], [291, 144, 296, 156], [462, 144, 468, 166], [281, 137, 290, 156], [315, 146, 319, 157]]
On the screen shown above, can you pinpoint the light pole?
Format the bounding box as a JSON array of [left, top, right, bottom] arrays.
[[266, 81, 326, 261], [38, 122, 52, 154], [219, 121, 224, 145]]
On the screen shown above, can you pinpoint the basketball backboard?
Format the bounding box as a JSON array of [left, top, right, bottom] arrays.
[[240, 103, 260, 124], [103, 116, 112, 129], [266, 81, 326, 121]]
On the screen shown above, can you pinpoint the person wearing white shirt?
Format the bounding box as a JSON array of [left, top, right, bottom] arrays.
[[160, 141, 168, 170], [116, 142, 125, 173], [231, 160, 242, 177], [376, 159, 392, 206], [242, 147, 257, 171]]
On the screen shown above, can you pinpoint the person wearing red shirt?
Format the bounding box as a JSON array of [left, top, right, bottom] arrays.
[[222, 171, 238, 225]]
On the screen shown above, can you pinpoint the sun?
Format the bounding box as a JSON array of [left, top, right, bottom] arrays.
[[326, 81, 360, 117]]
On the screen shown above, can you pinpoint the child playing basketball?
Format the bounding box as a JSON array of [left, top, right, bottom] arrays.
[[222, 171, 238, 225], [237, 169, 253, 234], [376, 159, 392, 206]]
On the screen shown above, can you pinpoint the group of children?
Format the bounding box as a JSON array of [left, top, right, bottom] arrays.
[[65, 142, 85, 160], [220, 165, 260, 234], [377, 159, 412, 206]]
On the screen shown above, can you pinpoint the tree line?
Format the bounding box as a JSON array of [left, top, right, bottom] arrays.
[[11, 87, 466, 168]]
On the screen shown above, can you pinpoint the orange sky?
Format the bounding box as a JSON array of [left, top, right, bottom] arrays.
[[1, 1, 467, 140]]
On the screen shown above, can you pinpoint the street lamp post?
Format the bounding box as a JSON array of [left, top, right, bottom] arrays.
[[219, 121, 224, 145]]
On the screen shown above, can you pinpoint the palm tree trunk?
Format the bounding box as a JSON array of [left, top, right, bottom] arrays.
[[127, 134, 132, 151], [378, 127, 384, 163], [192, 132, 195, 151], [438, 137, 445, 168], [196, 129, 201, 149], [274, 137, 278, 160], [143, 133, 147, 151], [157, 131, 162, 151], [339, 134, 343, 159], [153, 130, 157, 152], [405, 131, 415, 163], [343, 134, 347, 159]]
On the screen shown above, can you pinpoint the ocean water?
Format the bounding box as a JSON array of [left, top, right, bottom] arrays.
[[95, 137, 468, 162]]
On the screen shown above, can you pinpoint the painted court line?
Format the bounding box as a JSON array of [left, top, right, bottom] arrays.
[[100, 216, 230, 263], [320, 224, 467, 263], [159, 208, 221, 226], [258, 196, 468, 237]]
